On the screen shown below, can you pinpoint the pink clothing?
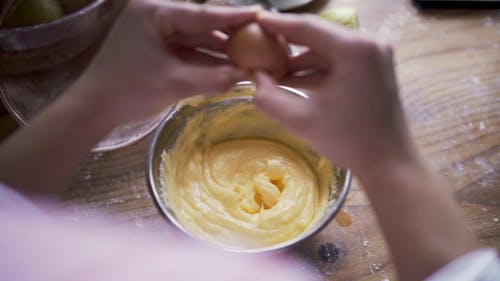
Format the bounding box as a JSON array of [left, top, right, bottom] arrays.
[[0, 183, 308, 281], [0, 183, 498, 281]]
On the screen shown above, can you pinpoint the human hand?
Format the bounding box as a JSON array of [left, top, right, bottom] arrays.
[[70, 0, 258, 126], [254, 12, 417, 175]]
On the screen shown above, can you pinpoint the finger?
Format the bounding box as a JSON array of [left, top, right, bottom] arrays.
[[175, 47, 229, 66], [173, 31, 227, 52], [288, 50, 329, 73], [257, 11, 350, 56], [254, 72, 312, 133], [169, 64, 246, 96], [280, 72, 327, 89], [154, 2, 260, 35]]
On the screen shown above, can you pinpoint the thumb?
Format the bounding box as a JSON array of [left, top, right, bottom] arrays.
[[184, 65, 246, 94], [254, 72, 311, 133], [254, 71, 280, 109]]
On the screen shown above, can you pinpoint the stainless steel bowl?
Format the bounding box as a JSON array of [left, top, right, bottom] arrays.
[[146, 82, 351, 253]]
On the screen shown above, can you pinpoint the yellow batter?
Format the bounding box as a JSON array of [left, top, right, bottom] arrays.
[[160, 89, 334, 249]]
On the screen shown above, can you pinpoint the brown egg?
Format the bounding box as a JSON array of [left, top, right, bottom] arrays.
[[227, 22, 289, 80]]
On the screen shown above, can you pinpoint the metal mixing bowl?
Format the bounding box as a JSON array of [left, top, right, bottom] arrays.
[[146, 82, 351, 253]]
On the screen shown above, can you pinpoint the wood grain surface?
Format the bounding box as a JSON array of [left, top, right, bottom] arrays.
[[1, 1, 499, 280]]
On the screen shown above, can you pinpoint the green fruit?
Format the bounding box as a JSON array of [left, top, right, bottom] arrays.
[[3, 0, 63, 28], [320, 7, 359, 28]]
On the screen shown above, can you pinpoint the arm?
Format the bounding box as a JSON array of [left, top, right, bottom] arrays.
[[0, 0, 257, 198], [254, 12, 477, 281], [360, 156, 477, 280], [0, 82, 116, 198]]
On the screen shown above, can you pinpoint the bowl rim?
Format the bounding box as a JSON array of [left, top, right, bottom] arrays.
[[145, 83, 352, 253]]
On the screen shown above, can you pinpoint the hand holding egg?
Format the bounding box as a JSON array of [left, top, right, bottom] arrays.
[[227, 22, 289, 80]]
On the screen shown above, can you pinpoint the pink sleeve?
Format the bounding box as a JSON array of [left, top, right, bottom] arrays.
[[0, 182, 41, 214], [425, 248, 500, 281], [0, 183, 310, 281]]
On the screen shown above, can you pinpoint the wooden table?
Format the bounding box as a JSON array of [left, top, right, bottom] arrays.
[[1, 1, 499, 280]]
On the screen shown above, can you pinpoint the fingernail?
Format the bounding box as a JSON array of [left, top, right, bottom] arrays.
[[255, 71, 274, 86], [254, 71, 264, 86], [249, 4, 264, 10], [254, 72, 276, 99], [241, 4, 264, 12], [257, 10, 276, 20]]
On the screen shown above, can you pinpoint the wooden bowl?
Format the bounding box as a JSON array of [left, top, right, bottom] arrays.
[[0, 0, 159, 152], [0, 0, 123, 74]]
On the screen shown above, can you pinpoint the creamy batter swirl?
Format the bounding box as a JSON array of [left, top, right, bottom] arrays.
[[160, 94, 333, 249], [163, 138, 322, 248]]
